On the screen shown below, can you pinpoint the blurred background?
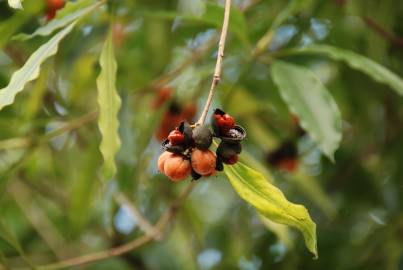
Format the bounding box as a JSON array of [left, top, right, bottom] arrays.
[[1, 0, 403, 269]]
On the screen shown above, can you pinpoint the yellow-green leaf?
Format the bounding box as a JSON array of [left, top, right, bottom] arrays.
[[13, 0, 101, 41], [0, 22, 77, 111], [224, 162, 318, 258], [96, 28, 121, 179], [271, 60, 342, 161]]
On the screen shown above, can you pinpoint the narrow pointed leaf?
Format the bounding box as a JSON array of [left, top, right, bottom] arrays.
[[96, 29, 121, 179], [13, 0, 101, 41], [271, 60, 342, 160], [224, 162, 317, 258], [0, 22, 77, 111], [295, 45, 403, 96]]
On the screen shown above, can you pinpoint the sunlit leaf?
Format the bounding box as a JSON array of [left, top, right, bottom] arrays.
[[13, 0, 101, 41], [8, 0, 23, 9], [224, 162, 318, 258], [96, 28, 121, 179], [271, 60, 342, 160], [0, 21, 77, 111], [294, 45, 403, 96]]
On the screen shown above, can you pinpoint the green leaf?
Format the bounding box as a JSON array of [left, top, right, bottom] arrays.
[[69, 146, 98, 233], [293, 45, 403, 96], [0, 21, 77, 111], [0, 219, 34, 268], [13, 0, 101, 41], [8, 0, 23, 9], [224, 162, 317, 258], [0, 219, 23, 254], [96, 28, 121, 179], [0, 13, 30, 48], [270, 60, 342, 160]]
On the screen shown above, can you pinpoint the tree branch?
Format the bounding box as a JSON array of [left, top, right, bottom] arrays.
[[197, 0, 232, 125], [36, 182, 196, 270], [363, 16, 403, 48]]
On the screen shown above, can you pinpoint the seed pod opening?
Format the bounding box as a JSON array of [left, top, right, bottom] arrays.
[[220, 125, 246, 143], [192, 124, 213, 150], [211, 108, 236, 136], [162, 139, 186, 154]]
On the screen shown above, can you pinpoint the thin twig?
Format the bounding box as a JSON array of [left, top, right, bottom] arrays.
[[37, 182, 196, 270], [197, 0, 232, 125], [40, 111, 98, 142], [114, 193, 162, 240], [363, 16, 403, 48], [0, 111, 98, 150]]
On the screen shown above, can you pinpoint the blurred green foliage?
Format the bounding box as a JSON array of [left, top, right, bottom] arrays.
[[0, 0, 403, 269]]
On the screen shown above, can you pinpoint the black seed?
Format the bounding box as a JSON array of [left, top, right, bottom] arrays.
[[222, 141, 242, 154], [217, 142, 238, 159], [192, 124, 212, 150]]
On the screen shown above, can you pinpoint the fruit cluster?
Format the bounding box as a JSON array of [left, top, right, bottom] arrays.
[[158, 109, 246, 182]]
